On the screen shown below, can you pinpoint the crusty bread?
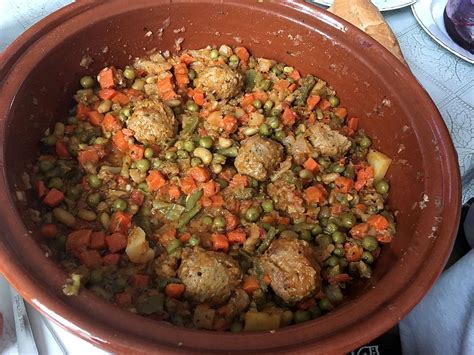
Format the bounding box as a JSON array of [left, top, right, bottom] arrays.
[[328, 0, 406, 63]]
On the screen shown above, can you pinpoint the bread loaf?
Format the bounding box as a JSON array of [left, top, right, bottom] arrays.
[[328, 0, 406, 63]]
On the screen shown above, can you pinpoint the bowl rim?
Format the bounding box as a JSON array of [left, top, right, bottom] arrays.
[[0, 0, 461, 353]]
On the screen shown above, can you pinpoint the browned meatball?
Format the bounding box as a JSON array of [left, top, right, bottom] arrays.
[[127, 97, 177, 146], [306, 122, 351, 158], [194, 65, 243, 100], [259, 236, 321, 303], [178, 248, 242, 306], [234, 135, 284, 181]]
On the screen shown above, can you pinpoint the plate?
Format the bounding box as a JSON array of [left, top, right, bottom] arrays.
[[412, 0, 474, 64], [307, 0, 416, 11]]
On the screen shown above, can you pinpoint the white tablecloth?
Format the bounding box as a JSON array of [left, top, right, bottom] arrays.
[[1, 0, 473, 353]]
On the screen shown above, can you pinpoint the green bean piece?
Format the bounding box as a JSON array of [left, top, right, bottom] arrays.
[[185, 189, 203, 211], [166, 239, 183, 254], [256, 227, 276, 254], [216, 147, 238, 157], [177, 204, 201, 229], [181, 115, 199, 135], [293, 75, 316, 106], [80, 76, 94, 89], [245, 69, 256, 91]]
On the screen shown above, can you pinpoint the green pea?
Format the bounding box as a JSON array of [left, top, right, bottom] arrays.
[[318, 157, 331, 169], [138, 182, 148, 192], [87, 174, 102, 188], [309, 305, 322, 319], [339, 258, 348, 268], [199, 136, 213, 149], [362, 236, 379, 251], [48, 177, 63, 190], [319, 217, 329, 227], [165, 151, 177, 161], [332, 231, 346, 244], [201, 215, 213, 226], [245, 207, 261, 222], [362, 251, 374, 264], [136, 158, 151, 172], [325, 222, 338, 234], [123, 67, 136, 80], [39, 159, 55, 172], [274, 130, 286, 141], [263, 100, 274, 111], [271, 65, 282, 75], [316, 233, 333, 246], [166, 239, 182, 254], [267, 116, 280, 129], [326, 256, 339, 267], [341, 213, 356, 229], [375, 179, 390, 194], [358, 136, 372, 148], [144, 147, 154, 159], [253, 99, 262, 109], [120, 107, 131, 118], [259, 124, 271, 136], [210, 49, 219, 60], [80, 76, 94, 89], [271, 108, 282, 117], [311, 224, 323, 236], [299, 169, 313, 180], [113, 198, 128, 212], [186, 101, 199, 112], [333, 247, 345, 257], [262, 200, 274, 213], [332, 164, 345, 173], [191, 157, 202, 167], [177, 150, 189, 159], [188, 68, 196, 80], [188, 234, 201, 247], [42, 135, 57, 146], [319, 298, 334, 312], [230, 322, 243, 332], [294, 310, 311, 324], [86, 192, 101, 207], [300, 230, 312, 241], [183, 141, 195, 152], [213, 216, 226, 229], [328, 95, 340, 107]]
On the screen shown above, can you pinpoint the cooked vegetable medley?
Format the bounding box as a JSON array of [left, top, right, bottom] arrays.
[[31, 45, 396, 331]]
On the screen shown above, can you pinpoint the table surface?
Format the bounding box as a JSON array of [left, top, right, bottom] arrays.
[[1, 0, 473, 354]]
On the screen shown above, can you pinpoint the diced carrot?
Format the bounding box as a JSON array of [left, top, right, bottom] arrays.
[[277, 216, 291, 225], [234, 47, 250, 62], [112, 131, 129, 152], [354, 203, 368, 213], [328, 273, 353, 285], [367, 215, 390, 231], [230, 174, 249, 188], [88, 111, 104, 127], [115, 291, 132, 306], [125, 88, 143, 98], [129, 145, 144, 161], [349, 223, 369, 239], [165, 283, 186, 298], [253, 91, 268, 102], [307, 112, 316, 125], [193, 89, 205, 106], [202, 180, 219, 197], [304, 184, 328, 204], [157, 76, 177, 100], [102, 113, 122, 132], [211, 233, 229, 253], [79, 250, 103, 268], [224, 213, 239, 231], [146, 170, 167, 191], [334, 107, 348, 118], [105, 232, 127, 253], [77, 149, 100, 166], [188, 166, 211, 183], [103, 253, 121, 266], [242, 276, 260, 294], [347, 117, 359, 131], [354, 166, 375, 191], [168, 184, 181, 200], [288, 83, 297, 92], [303, 157, 319, 172], [180, 53, 195, 64], [330, 203, 345, 215], [90, 231, 106, 249], [111, 92, 129, 106], [98, 67, 116, 89], [376, 233, 393, 244], [274, 79, 290, 91], [40, 223, 58, 239], [227, 230, 247, 244], [297, 298, 316, 310], [241, 93, 255, 107], [76, 102, 90, 120], [98, 89, 117, 100], [180, 176, 198, 195], [335, 176, 354, 193], [122, 128, 134, 137], [307, 95, 321, 111], [109, 211, 132, 234], [262, 274, 272, 286], [344, 241, 363, 262], [290, 69, 301, 81], [36, 180, 47, 198], [200, 196, 212, 208], [131, 274, 150, 288], [55, 140, 70, 158], [43, 188, 64, 207], [66, 229, 92, 253], [211, 195, 225, 207], [157, 227, 177, 247], [174, 63, 189, 88], [179, 232, 191, 243], [221, 115, 238, 133], [319, 99, 331, 110], [282, 107, 297, 126]]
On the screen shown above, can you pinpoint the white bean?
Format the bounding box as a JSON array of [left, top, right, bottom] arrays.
[[78, 209, 97, 221], [218, 137, 232, 148], [53, 208, 76, 227], [193, 147, 213, 165]]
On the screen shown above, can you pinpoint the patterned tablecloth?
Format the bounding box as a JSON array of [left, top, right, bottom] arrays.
[[0, 1, 473, 354]]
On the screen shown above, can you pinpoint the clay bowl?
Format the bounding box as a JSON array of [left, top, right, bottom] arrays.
[[0, 0, 460, 353]]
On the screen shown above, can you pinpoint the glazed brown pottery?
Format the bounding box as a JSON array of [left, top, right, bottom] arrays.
[[0, 0, 461, 353]]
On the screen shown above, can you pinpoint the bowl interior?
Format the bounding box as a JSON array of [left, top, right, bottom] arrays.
[[0, 0, 460, 353]]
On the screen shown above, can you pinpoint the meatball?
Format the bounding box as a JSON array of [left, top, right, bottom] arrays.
[[178, 248, 242, 306], [127, 98, 177, 146], [306, 122, 351, 158], [259, 236, 321, 303], [234, 135, 284, 181], [194, 65, 243, 100]]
